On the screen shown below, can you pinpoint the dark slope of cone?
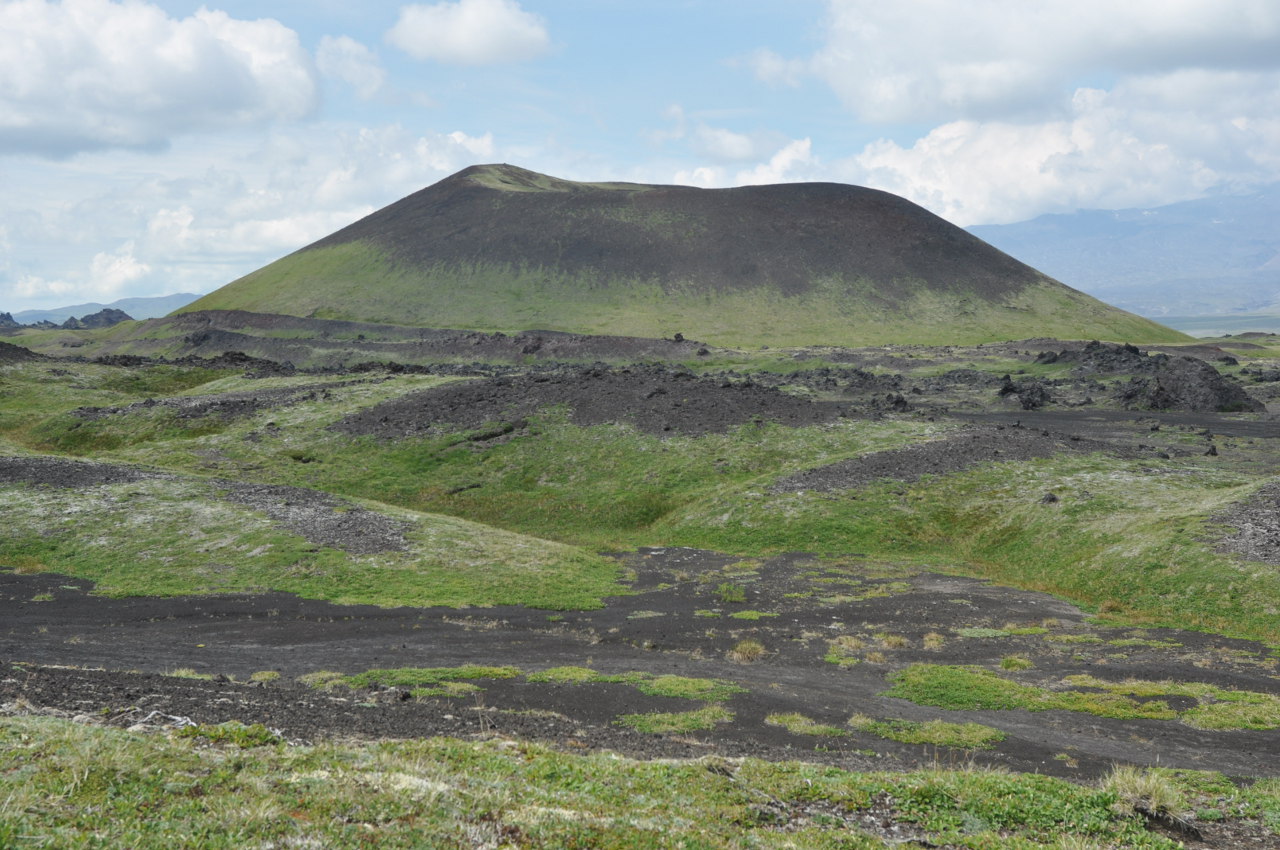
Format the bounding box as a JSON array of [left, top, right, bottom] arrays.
[[181, 164, 1188, 346]]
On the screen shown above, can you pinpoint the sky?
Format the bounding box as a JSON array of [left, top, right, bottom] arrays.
[[2, 0, 1279, 312]]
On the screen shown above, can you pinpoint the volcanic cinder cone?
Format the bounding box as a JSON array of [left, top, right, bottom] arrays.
[[182, 164, 1186, 346]]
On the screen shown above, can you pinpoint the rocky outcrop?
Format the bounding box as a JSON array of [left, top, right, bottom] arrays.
[[61, 308, 133, 330], [0, 340, 42, 363], [1114, 356, 1263, 412]]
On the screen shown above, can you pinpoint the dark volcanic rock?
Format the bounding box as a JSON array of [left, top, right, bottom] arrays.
[[998, 375, 1053, 410], [1113, 356, 1263, 413], [1064, 340, 1157, 374], [61, 308, 133, 330], [0, 456, 162, 488], [0, 312, 18, 329], [0, 340, 42, 363], [334, 365, 848, 438]]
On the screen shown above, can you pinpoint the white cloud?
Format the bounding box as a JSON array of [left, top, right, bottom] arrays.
[[736, 1, 1280, 223], [1, 123, 498, 309], [843, 93, 1232, 225], [317, 35, 386, 100], [795, 0, 1280, 123], [387, 0, 550, 65], [672, 166, 723, 188], [0, 0, 317, 157], [88, 241, 150, 296], [650, 106, 788, 163], [674, 138, 817, 188], [746, 48, 804, 88], [694, 126, 785, 162], [14, 274, 75, 299], [735, 139, 816, 185]]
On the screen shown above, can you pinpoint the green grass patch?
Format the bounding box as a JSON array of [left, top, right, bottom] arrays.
[[1000, 656, 1035, 671], [410, 682, 482, 699], [765, 712, 849, 737], [522, 668, 745, 703], [883, 664, 1176, 720], [1064, 675, 1280, 731], [343, 666, 520, 689], [526, 665, 598, 684], [616, 705, 734, 734], [297, 670, 347, 690], [176, 722, 281, 749], [847, 714, 1006, 749], [955, 627, 1013, 638], [728, 609, 777, 620], [1107, 638, 1182, 649], [888, 665, 1280, 729], [824, 635, 865, 667], [715, 581, 747, 603], [633, 675, 746, 702]]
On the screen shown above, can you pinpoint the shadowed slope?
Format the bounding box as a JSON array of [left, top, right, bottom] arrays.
[[182, 164, 1187, 346]]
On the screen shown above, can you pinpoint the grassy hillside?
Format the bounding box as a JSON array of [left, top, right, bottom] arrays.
[[3, 355, 1275, 642], [186, 241, 1185, 347]]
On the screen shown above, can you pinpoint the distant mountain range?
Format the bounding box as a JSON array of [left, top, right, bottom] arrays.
[[968, 186, 1280, 327], [11, 293, 202, 324]]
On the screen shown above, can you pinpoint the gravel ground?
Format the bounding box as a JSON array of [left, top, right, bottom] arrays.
[[1213, 480, 1280, 566]]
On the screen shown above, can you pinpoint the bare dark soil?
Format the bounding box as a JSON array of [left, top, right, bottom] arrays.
[[6, 552, 1279, 784]]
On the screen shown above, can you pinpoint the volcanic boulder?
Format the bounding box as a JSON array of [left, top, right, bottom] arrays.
[[1114, 356, 1263, 412]]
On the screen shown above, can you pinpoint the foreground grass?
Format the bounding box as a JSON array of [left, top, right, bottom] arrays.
[[7, 713, 1269, 849]]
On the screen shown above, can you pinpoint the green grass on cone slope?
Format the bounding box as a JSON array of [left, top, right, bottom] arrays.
[[180, 240, 1188, 347]]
